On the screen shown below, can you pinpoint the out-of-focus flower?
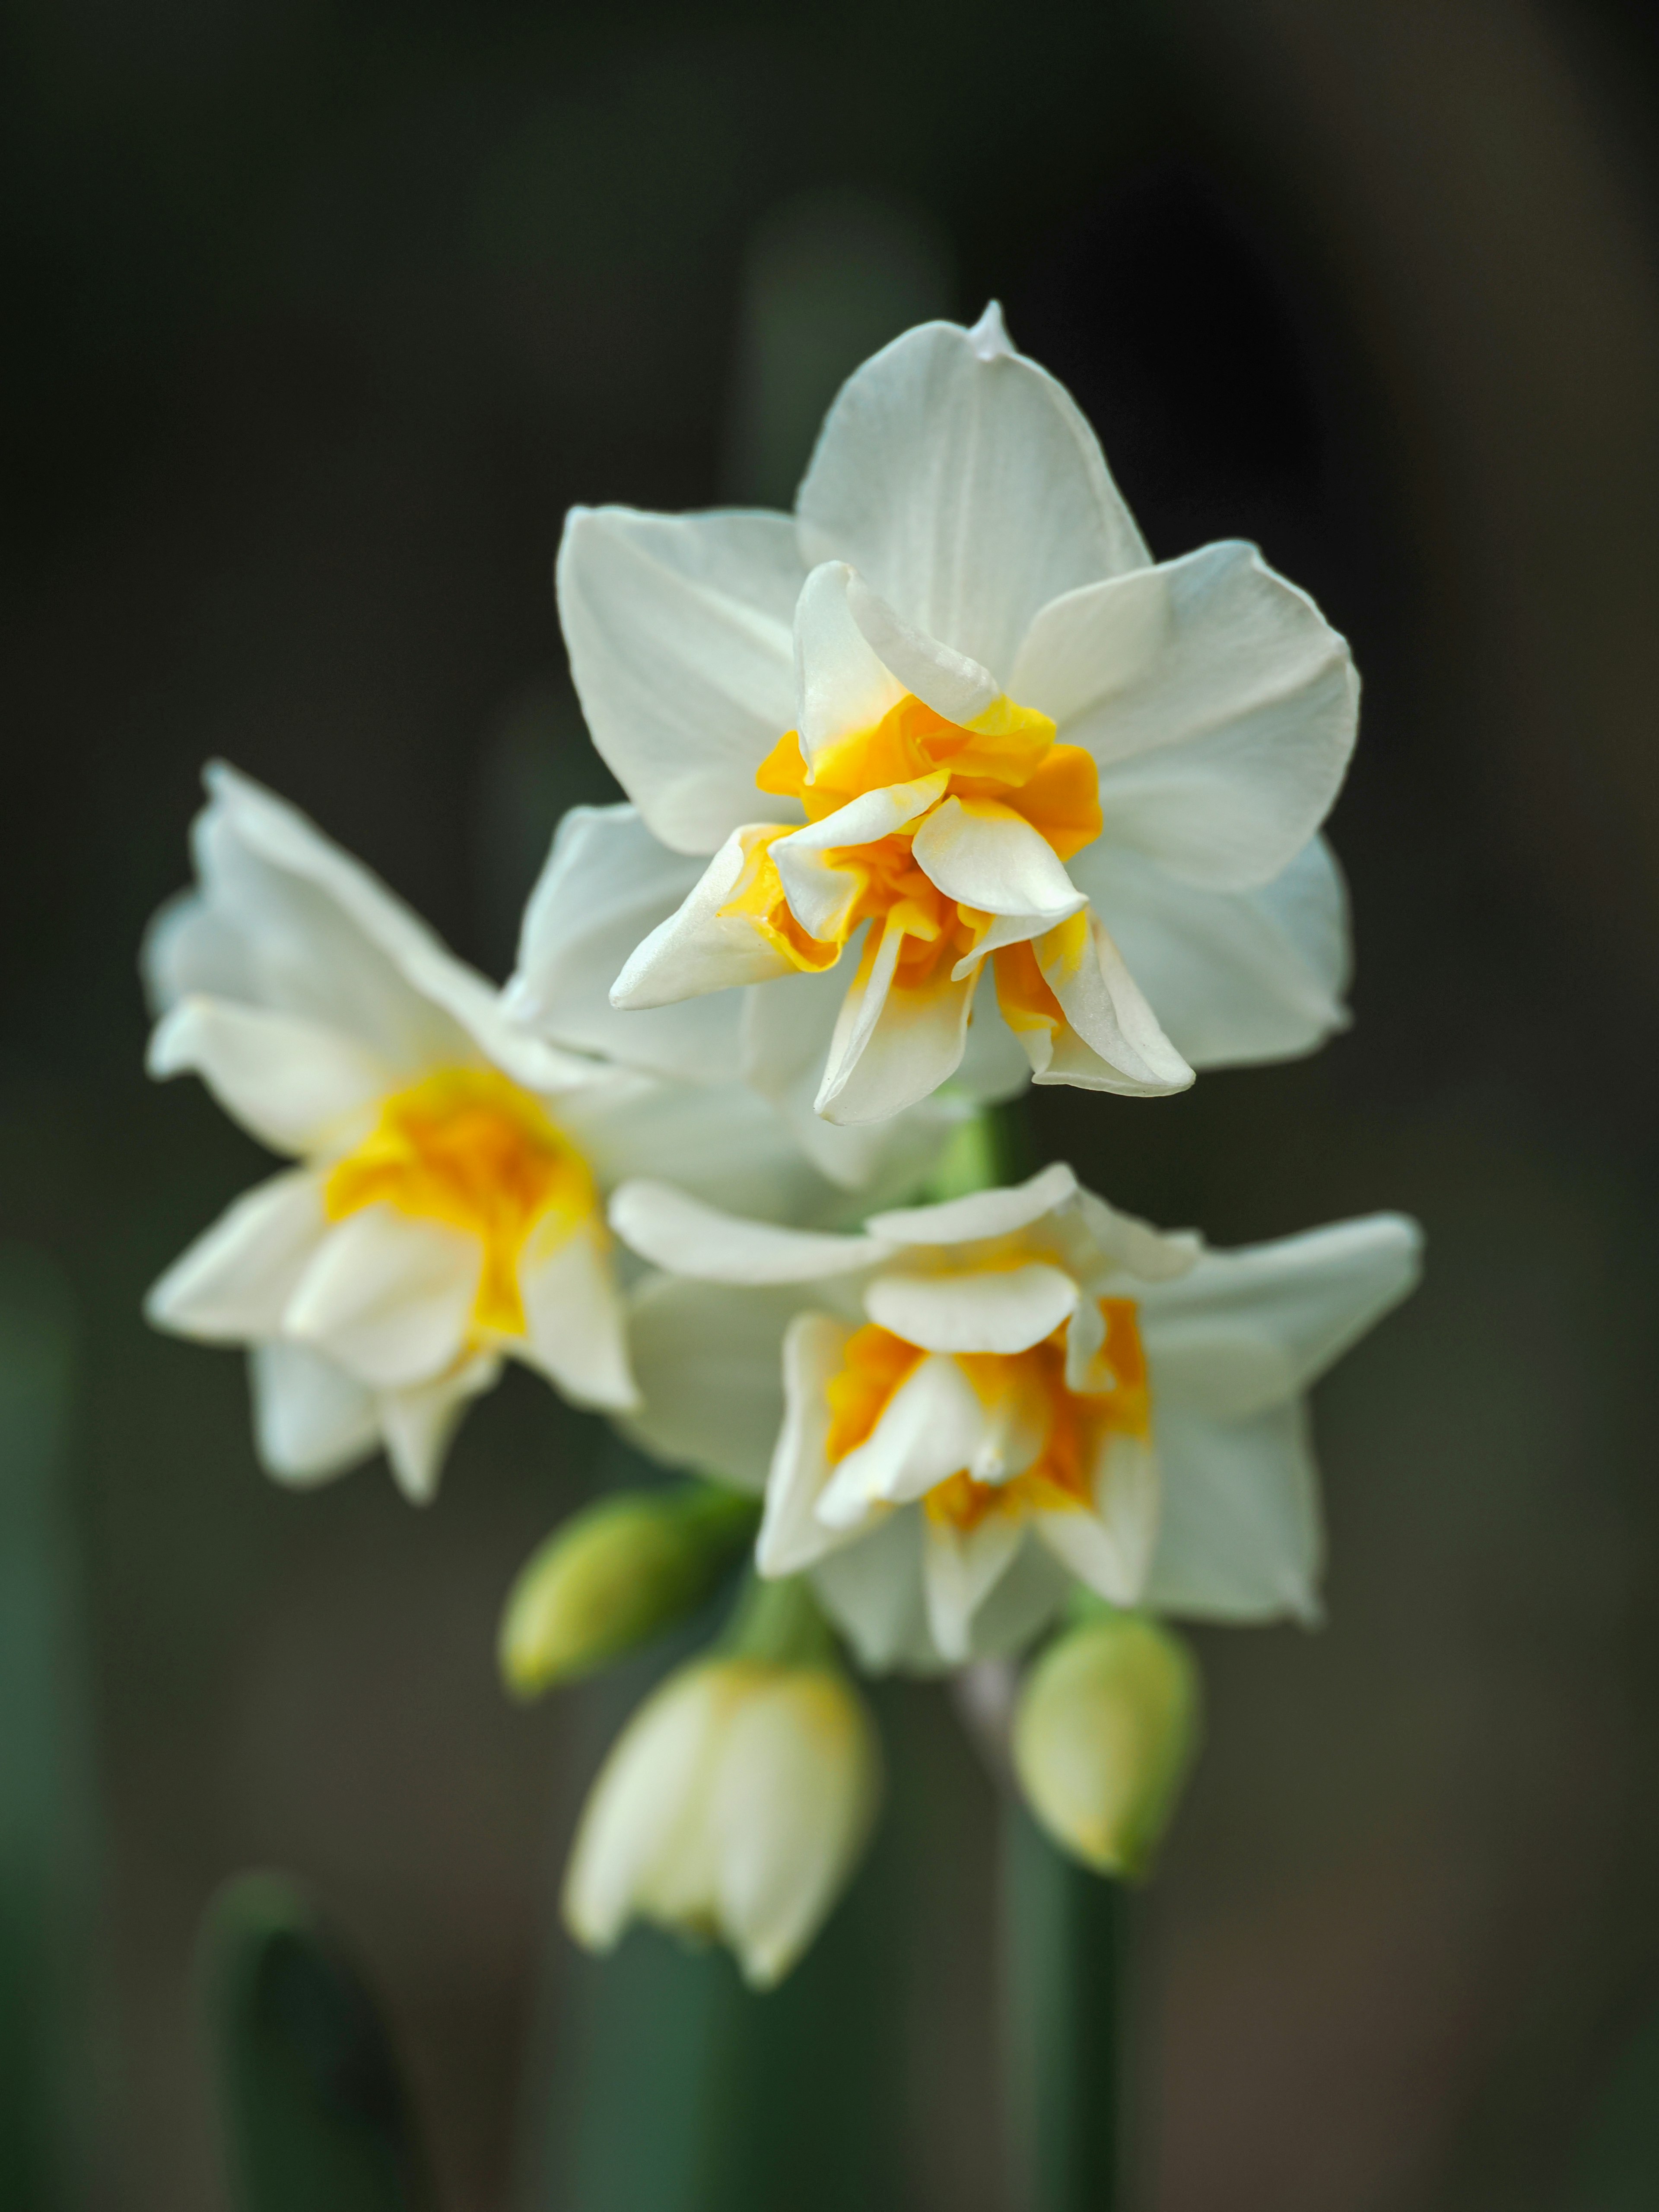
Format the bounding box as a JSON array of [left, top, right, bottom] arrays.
[[499, 1481, 759, 1696], [562, 1581, 880, 1988], [610, 1164, 1422, 1666], [143, 765, 844, 1502], [558, 306, 1356, 1127], [1012, 1608, 1201, 1878]]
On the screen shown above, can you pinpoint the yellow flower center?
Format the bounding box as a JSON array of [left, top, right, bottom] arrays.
[[323, 1067, 600, 1338], [824, 1298, 1150, 1534], [724, 692, 1102, 1032]]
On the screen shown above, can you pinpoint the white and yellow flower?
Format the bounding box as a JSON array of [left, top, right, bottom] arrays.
[[610, 1165, 1421, 1666], [143, 765, 846, 1502], [557, 306, 1357, 1127]]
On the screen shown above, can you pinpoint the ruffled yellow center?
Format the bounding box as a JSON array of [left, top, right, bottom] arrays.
[[724, 691, 1102, 1009], [824, 1299, 1150, 1534], [323, 1067, 599, 1338]]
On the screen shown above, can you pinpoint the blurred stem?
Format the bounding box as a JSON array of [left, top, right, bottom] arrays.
[[1003, 1800, 1127, 2212]]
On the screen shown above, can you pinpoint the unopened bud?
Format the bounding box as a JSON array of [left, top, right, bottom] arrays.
[[1012, 1611, 1201, 1880], [499, 1482, 759, 1698]]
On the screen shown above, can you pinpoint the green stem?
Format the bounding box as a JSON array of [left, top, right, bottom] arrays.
[[1004, 1799, 1128, 2212]]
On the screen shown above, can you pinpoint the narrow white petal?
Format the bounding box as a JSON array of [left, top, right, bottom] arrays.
[[794, 559, 906, 759], [814, 921, 976, 1128], [797, 315, 1148, 675], [610, 828, 801, 1009], [810, 1511, 935, 1671], [864, 1262, 1079, 1355], [147, 996, 393, 1158], [518, 1222, 638, 1412], [866, 1161, 1077, 1247], [844, 571, 1001, 726], [609, 1179, 888, 1284], [623, 1275, 798, 1492], [1032, 913, 1194, 1095], [911, 798, 1086, 924], [955, 963, 1036, 1103], [757, 1313, 856, 1576], [816, 1354, 988, 1526], [377, 1353, 501, 1503], [282, 1206, 480, 1390], [1012, 541, 1357, 891], [505, 804, 746, 1080], [556, 506, 804, 855], [1072, 836, 1351, 1070], [772, 772, 949, 941], [248, 1338, 378, 1486], [1141, 1399, 1323, 1624], [146, 1171, 327, 1341], [1033, 1433, 1160, 1605], [922, 1513, 1024, 1664]]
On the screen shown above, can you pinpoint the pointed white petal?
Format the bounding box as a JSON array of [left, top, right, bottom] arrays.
[[794, 559, 906, 757], [378, 1353, 501, 1503], [146, 1170, 327, 1341], [911, 798, 1087, 924], [610, 827, 801, 1009], [147, 996, 393, 1157], [623, 1275, 798, 1492], [816, 1354, 988, 1526], [814, 920, 976, 1127], [505, 804, 747, 1079], [866, 1161, 1077, 1247], [518, 1222, 638, 1412], [757, 1313, 856, 1576], [797, 315, 1148, 674], [556, 506, 805, 855], [844, 569, 1000, 726], [1033, 1433, 1160, 1605], [609, 1179, 888, 1284], [772, 772, 949, 942], [1070, 1189, 1201, 1286], [922, 1513, 1025, 1664], [1137, 1213, 1423, 1420], [864, 1262, 1078, 1355], [1141, 1399, 1322, 1624], [810, 1511, 934, 1671], [956, 964, 1037, 1103], [1031, 913, 1194, 1095], [282, 1206, 480, 1390], [1072, 836, 1351, 1069], [1012, 541, 1357, 892], [248, 1338, 378, 1486]]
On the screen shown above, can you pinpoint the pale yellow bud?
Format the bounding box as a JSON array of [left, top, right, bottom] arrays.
[[1012, 1612, 1200, 1880], [498, 1483, 757, 1698]]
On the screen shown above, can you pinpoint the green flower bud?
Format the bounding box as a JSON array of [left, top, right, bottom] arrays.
[[499, 1482, 759, 1698], [1012, 1611, 1201, 1881]]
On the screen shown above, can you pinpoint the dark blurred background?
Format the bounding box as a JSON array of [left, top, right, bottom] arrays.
[[7, 0, 1659, 2206]]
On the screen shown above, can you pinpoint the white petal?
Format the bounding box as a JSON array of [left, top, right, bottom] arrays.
[[610, 828, 801, 1009], [816, 1354, 988, 1526], [814, 919, 976, 1127], [797, 315, 1149, 675], [757, 1313, 856, 1576], [623, 1275, 798, 1492], [147, 996, 393, 1157], [377, 1354, 501, 1504], [864, 1262, 1078, 1355], [845, 571, 1002, 725], [146, 1171, 327, 1341], [866, 1161, 1077, 1247], [712, 1672, 878, 1988], [1137, 1213, 1423, 1420], [562, 1665, 731, 1949], [1031, 912, 1194, 1095], [1070, 1188, 1201, 1287], [282, 1206, 480, 1389], [248, 1338, 378, 1486], [810, 1511, 935, 1671], [1033, 1433, 1161, 1605], [794, 559, 905, 758], [609, 1179, 888, 1284], [1013, 541, 1357, 890], [505, 804, 746, 1080], [560, 1070, 834, 1224], [1073, 836, 1351, 1069], [955, 965, 1036, 1104], [556, 506, 805, 855], [1141, 1399, 1322, 1623], [922, 1513, 1024, 1664], [911, 798, 1086, 925], [772, 772, 949, 942], [518, 1222, 638, 1412]]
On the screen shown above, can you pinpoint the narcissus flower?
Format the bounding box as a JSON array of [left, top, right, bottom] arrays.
[[559, 306, 1357, 1127], [610, 1165, 1421, 1666], [563, 1583, 880, 1988], [143, 765, 842, 1502]]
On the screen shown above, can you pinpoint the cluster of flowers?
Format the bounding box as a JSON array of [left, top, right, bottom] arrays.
[[145, 308, 1420, 1988]]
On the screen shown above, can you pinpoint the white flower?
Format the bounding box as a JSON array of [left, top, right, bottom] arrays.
[[609, 1165, 1421, 1666], [557, 305, 1357, 1128], [562, 1653, 880, 1989], [143, 764, 846, 1503]]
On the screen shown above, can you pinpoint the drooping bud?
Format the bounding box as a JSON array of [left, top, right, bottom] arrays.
[[562, 1577, 880, 1988], [1012, 1609, 1201, 1881], [498, 1481, 759, 1698]]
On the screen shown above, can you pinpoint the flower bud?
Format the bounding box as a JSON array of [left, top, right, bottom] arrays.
[[562, 1643, 880, 1989], [1012, 1611, 1200, 1880], [499, 1482, 758, 1698]]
